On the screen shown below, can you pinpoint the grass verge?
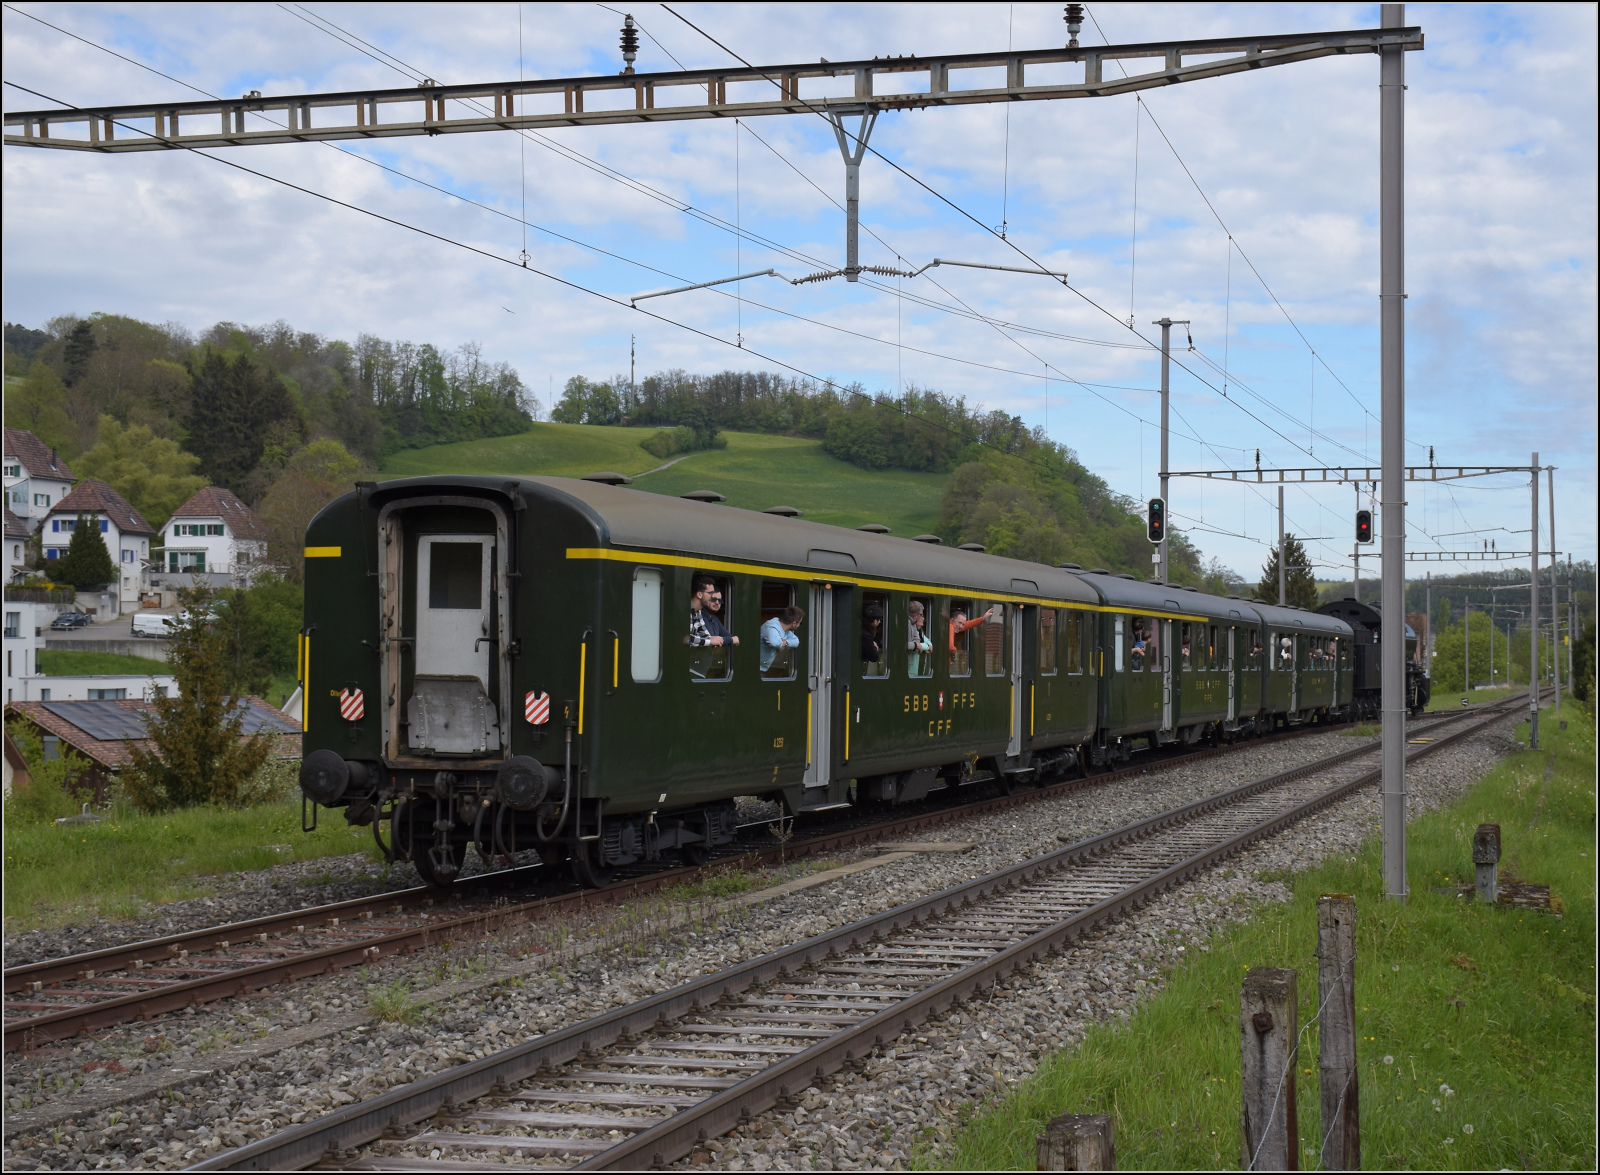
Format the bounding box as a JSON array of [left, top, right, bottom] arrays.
[[35, 649, 169, 676], [1426, 684, 1526, 711], [3, 796, 385, 932], [929, 700, 1595, 1171]]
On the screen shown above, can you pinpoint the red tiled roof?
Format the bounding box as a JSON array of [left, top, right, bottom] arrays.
[[3, 427, 75, 482], [4, 697, 300, 772], [46, 479, 155, 536], [168, 485, 269, 541], [4, 504, 27, 539]]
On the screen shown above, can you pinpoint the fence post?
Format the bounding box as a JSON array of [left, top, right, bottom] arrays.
[[1036, 1113, 1114, 1171], [1473, 823, 1501, 904], [1241, 966, 1299, 1170], [1316, 895, 1359, 1170]]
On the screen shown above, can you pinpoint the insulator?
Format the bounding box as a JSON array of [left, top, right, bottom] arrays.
[[620, 15, 639, 74]]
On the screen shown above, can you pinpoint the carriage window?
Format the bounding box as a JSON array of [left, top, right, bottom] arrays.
[[861, 592, 889, 678], [1038, 610, 1058, 675], [1113, 614, 1125, 673], [1338, 638, 1350, 670], [1065, 612, 1083, 674], [907, 597, 934, 678], [1273, 632, 1295, 672], [631, 568, 663, 682], [1130, 615, 1157, 673], [760, 580, 799, 680], [1206, 625, 1220, 672], [949, 599, 973, 677], [1217, 626, 1231, 672], [1297, 636, 1313, 671], [688, 573, 732, 681], [429, 542, 483, 609], [1247, 628, 1262, 670], [984, 603, 1005, 676], [1178, 623, 1195, 672]]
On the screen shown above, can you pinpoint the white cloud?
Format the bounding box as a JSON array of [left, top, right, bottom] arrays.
[[3, 1, 1594, 573]]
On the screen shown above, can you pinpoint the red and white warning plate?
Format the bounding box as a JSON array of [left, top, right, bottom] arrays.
[[525, 691, 550, 725], [339, 688, 364, 721]]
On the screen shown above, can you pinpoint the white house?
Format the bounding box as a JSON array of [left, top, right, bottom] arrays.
[[4, 602, 48, 704], [159, 485, 269, 582], [5, 504, 27, 585], [3, 427, 76, 532], [44, 479, 156, 616], [9, 673, 177, 702]]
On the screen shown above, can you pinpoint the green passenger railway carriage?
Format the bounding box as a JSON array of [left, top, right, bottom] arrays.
[[295, 474, 1358, 888]]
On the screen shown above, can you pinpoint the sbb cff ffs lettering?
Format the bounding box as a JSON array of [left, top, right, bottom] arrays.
[[1146, 498, 1166, 544], [1355, 509, 1374, 544]]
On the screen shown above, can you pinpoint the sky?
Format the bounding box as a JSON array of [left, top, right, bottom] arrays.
[[3, 2, 1595, 586]]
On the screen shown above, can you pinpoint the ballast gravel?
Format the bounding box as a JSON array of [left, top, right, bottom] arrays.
[[1, 717, 1520, 1171]]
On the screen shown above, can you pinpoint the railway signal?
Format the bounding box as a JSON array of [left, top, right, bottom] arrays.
[[1355, 509, 1374, 544], [1147, 498, 1166, 544]]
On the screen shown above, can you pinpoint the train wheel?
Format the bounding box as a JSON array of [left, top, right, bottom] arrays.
[[680, 843, 712, 868], [569, 841, 616, 889], [406, 797, 465, 888]]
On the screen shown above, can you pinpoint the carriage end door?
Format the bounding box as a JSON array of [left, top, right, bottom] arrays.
[[1008, 605, 1025, 757], [1161, 619, 1174, 731], [408, 534, 500, 755]]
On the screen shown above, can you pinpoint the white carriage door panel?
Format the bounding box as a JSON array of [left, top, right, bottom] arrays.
[[631, 569, 663, 683], [1008, 605, 1024, 756], [804, 584, 834, 788], [416, 535, 492, 686]]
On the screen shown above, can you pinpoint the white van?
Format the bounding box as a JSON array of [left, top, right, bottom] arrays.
[[132, 613, 176, 639]]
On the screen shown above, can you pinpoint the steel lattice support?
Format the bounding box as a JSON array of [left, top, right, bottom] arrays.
[[5, 27, 1422, 153]]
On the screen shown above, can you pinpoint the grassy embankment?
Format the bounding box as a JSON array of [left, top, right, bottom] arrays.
[[380, 423, 948, 537], [1426, 683, 1525, 711], [930, 700, 1595, 1171], [36, 650, 169, 676], [3, 799, 384, 931]]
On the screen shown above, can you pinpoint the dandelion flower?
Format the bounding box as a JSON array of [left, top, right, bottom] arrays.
[[1383, 1055, 1395, 1065], [1464, 1124, 1474, 1135]]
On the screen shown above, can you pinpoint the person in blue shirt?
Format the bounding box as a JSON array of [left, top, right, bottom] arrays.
[[760, 605, 804, 674]]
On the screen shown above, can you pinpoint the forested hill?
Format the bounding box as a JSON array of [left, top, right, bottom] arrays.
[[552, 369, 1239, 590], [4, 315, 533, 470]]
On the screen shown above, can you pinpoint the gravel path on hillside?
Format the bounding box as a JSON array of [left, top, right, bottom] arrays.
[[2, 721, 1510, 1172]]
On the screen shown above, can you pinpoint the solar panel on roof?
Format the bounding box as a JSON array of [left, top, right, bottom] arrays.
[[42, 701, 153, 741], [237, 702, 299, 735]]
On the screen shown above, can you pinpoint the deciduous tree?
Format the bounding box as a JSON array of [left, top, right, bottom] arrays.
[[74, 415, 206, 530]]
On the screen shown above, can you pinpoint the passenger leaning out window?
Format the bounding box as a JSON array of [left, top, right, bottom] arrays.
[[950, 603, 999, 652], [861, 603, 885, 665], [688, 576, 726, 649], [906, 600, 933, 676], [760, 605, 804, 674]]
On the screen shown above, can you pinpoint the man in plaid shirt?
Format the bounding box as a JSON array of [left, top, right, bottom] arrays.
[[689, 575, 725, 647]]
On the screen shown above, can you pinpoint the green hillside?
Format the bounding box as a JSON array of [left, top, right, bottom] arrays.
[[379, 424, 946, 536]]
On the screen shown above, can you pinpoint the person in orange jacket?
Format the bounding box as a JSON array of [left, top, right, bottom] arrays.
[[949, 604, 1001, 650]]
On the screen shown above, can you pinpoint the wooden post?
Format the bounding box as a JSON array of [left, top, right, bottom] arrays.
[[1036, 1113, 1114, 1171], [1473, 823, 1501, 903], [1241, 967, 1299, 1170], [1316, 895, 1360, 1170]]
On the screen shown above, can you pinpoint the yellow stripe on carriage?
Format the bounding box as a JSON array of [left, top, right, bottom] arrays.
[[304, 546, 342, 558]]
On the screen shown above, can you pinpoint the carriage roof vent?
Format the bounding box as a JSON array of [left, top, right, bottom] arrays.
[[763, 505, 802, 517], [1115, 573, 1138, 580], [1180, 585, 1200, 592], [912, 534, 942, 544], [957, 542, 987, 553], [582, 471, 632, 485], [1226, 594, 1244, 599], [1087, 567, 1110, 575], [856, 523, 891, 533], [680, 489, 726, 503], [1056, 562, 1083, 570]]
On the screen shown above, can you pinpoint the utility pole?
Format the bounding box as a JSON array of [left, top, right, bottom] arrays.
[[1425, 572, 1431, 671], [1464, 600, 1471, 694], [1153, 317, 1188, 585], [1379, 2, 1409, 903], [1278, 487, 1287, 606], [1530, 452, 1540, 748], [1489, 591, 1495, 685], [1568, 554, 1576, 692], [1548, 466, 1559, 709]]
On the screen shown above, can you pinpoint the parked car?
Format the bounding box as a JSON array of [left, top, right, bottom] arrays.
[[132, 613, 177, 638], [50, 611, 92, 630]]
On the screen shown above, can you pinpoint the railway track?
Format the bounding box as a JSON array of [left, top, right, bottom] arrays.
[[2, 701, 1505, 1053], [183, 695, 1524, 1172]]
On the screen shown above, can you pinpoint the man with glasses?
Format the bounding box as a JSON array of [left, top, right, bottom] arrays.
[[689, 575, 737, 648]]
